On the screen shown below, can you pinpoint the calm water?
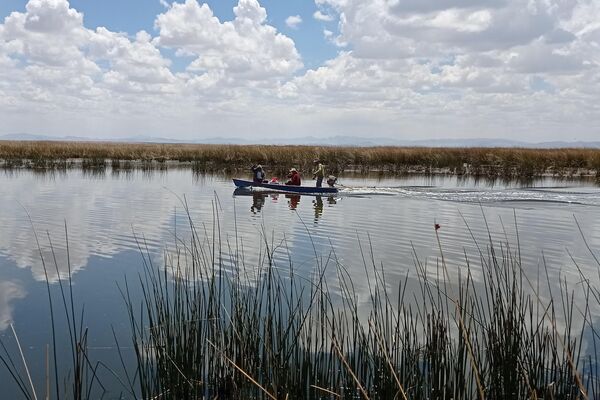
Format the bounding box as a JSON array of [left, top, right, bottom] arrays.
[[1, 169, 599, 398]]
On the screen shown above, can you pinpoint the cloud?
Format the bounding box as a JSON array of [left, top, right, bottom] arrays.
[[155, 0, 302, 81], [0, 0, 178, 113], [508, 40, 586, 74], [159, 0, 170, 8], [313, 10, 334, 22], [0, 0, 599, 140], [387, 0, 503, 15], [275, 0, 599, 140], [285, 15, 302, 29], [0, 0, 304, 136]]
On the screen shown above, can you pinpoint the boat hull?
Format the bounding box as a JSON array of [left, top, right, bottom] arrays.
[[233, 179, 338, 194]]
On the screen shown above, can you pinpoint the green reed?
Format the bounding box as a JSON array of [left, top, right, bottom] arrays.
[[0, 223, 105, 400], [2, 207, 600, 399], [122, 206, 600, 399]]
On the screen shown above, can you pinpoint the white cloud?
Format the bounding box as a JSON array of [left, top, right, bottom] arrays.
[[0, 0, 305, 137], [159, 0, 170, 8], [0, 0, 599, 140], [387, 0, 500, 14], [285, 15, 302, 29], [277, 0, 599, 140], [155, 0, 302, 82], [0, 0, 179, 114], [313, 10, 334, 22]]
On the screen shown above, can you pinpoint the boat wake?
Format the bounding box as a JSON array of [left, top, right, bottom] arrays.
[[338, 186, 600, 206]]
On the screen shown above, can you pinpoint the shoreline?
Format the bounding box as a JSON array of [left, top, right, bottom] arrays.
[[0, 158, 597, 179], [0, 141, 599, 179]]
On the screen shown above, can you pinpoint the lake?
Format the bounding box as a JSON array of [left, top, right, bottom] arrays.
[[1, 168, 599, 398]]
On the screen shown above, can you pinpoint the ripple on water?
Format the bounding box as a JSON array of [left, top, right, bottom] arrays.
[[0, 171, 599, 398]]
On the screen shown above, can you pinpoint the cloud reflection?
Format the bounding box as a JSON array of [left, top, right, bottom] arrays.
[[0, 281, 26, 331]]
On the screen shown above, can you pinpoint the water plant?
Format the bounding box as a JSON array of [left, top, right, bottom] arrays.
[[2, 207, 600, 399], [0, 224, 104, 399], [122, 207, 600, 399], [1, 140, 599, 178]]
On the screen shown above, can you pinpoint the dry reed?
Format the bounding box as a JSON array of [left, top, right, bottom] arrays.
[[0, 140, 599, 177]]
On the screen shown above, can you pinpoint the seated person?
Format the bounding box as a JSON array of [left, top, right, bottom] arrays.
[[326, 175, 337, 187], [286, 168, 301, 186], [251, 164, 266, 183]]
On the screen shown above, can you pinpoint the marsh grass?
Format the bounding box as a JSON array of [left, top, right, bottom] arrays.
[[0, 224, 109, 400], [2, 206, 600, 399], [0, 141, 599, 177], [122, 206, 600, 399]]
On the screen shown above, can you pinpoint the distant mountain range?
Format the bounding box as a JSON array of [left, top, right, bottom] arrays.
[[1, 133, 599, 148]]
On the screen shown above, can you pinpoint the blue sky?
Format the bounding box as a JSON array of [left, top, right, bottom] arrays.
[[0, 0, 339, 70], [0, 0, 599, 141]]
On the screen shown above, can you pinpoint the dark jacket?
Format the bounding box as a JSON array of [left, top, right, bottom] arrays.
[[251, 166, 265, 183]]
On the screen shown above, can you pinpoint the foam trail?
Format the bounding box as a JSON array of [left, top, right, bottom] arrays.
[[338, 186, 600, 206]]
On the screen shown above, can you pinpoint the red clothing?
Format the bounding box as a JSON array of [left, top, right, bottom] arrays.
[[287, 171, 301, 186]]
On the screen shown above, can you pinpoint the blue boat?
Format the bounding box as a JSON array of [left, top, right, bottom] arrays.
[[232, 178, 338, 194]]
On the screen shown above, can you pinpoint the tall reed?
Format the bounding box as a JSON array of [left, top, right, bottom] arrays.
[[2, 206, 599, 398], [123, 207, 600, 399], [1, 141, 599, 177], [0, 224, 107, 399]]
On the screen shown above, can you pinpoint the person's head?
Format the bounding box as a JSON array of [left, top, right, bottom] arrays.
[[290, 168, 297, 174], [257, 164, 263, 170], [313, 158, 320, 164]]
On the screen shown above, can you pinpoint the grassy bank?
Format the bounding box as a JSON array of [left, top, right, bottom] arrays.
[[1, 140, 599, 177]]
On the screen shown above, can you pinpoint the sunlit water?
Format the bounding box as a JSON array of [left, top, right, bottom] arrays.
[[0, 169, 599, 398]]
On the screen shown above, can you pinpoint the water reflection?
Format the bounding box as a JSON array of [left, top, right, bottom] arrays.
[[233, 189, 340, 223], [0, 171, 598, 289], [286, 194, 301, 210], [0, 281, 26, 330], [0, 169, 600, 395], [313, 196, 323, 221], [251, 193, 266, 214]]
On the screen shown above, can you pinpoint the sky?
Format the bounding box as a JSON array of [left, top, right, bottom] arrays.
[[0, 0, 599, 142]]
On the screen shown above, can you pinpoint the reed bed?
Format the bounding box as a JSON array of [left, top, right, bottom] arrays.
[[0, 226, 104, 400], [2, 209, 600, 399], [0, 141, 599, 177], [122, 209, 600, 399]]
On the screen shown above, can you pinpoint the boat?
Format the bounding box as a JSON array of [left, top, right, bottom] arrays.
[[232, 178, 338, 194]]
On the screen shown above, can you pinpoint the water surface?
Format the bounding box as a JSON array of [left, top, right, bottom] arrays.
[[1, 169, 599, 398]]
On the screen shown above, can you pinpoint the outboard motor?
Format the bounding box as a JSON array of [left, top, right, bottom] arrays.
[[326, 175, 337, 187]]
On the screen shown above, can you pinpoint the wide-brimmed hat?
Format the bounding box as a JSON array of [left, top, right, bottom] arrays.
[[313, 158, 320, 163], [257, 164, 262, 169], [289, 168, 297, 172]]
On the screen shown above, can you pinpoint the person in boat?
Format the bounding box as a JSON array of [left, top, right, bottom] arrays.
[[312, 159, 325, 187], [286, 168, 301, 186], [251, 164, 266, 183]]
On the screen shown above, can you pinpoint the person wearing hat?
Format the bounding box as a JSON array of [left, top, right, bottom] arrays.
[[312, 159, 325, 187], [251, 164, 266, 183], [286, 168, 301, 186]]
